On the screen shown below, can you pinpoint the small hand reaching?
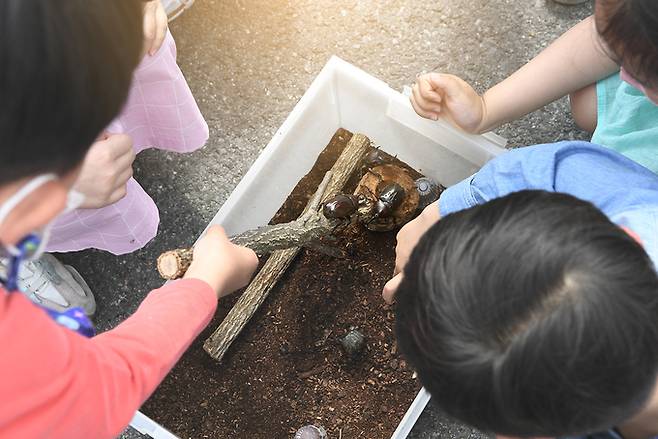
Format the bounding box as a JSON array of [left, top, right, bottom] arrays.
[[382, 202, 441, 303], [184, 226, 259, 298], [74, 134, 136, 209], [411, 73, 487, 134]]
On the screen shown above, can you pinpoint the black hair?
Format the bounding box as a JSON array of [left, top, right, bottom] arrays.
[[0, 0, 144, 185], [395, 190, 658, 437], [595, 0, 658, 88]]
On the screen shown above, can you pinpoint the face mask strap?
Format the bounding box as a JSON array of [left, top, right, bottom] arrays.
[[65, 189, 85, 212], [0, 174, 57, 226], [0, 173, 69, 259]]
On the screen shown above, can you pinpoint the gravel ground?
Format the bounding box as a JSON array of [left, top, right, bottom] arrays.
[[58, 0, 593, 437]]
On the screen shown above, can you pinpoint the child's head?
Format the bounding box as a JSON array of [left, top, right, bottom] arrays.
[[395, 190, 658, 437], [0, 0, 143, 186], [595, 0, 658, 98]]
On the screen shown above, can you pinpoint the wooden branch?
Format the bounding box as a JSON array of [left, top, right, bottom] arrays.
[[203, 133, 372, 362], [203, 247, 299, 360], [230, 206, 337, 255], [157, 173, 337, 280], [157, 248, 193, 281]]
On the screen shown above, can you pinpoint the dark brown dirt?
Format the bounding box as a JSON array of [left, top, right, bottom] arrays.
[[143, 129, 422, 438]]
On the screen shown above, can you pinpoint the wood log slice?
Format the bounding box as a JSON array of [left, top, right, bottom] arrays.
[[354, 164, 419, 231]]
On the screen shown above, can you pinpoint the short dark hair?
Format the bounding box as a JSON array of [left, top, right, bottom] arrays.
[[0, 0, 143, 185], [595, 0, 658, 88], [395, 191, 658, 437]]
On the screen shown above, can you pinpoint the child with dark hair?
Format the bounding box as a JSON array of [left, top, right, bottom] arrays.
[[411, 0, 658, 173], [0, 1, 257, 437], [384, 142, 658, 439], [3, 0, 211, 317]]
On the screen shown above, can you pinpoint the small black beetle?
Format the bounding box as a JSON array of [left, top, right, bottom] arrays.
[[372, 182, 406, 218]]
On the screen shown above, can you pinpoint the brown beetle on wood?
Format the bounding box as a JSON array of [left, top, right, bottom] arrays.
[[354, 164, 420, 232]]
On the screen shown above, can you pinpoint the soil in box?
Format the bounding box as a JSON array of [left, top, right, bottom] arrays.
[[143, 129, 422, 438]]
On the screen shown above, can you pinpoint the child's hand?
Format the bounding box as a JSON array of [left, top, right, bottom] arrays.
[[143, 0, 168, 56], [184, 226, 259, 298], [74, 134, 136, 209], [382, 202, 440, 303], [411, 73, 486, 134], [393, 203, 441, 277]]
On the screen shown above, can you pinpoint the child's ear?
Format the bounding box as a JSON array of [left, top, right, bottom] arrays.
[[0, 178, 70, 247], [620, 226, 643, 245]]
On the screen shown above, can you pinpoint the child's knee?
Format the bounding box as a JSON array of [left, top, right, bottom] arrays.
[[569, 84, 598, 133], [48, 179, 159, 255]]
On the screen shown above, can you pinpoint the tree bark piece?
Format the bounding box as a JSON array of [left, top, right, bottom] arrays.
[[230, 214, 335, 254], [157, 172, 338, 280], [157, 217, 337, 280], [203, 133, 372, 362], [157, 248, 193, 280]]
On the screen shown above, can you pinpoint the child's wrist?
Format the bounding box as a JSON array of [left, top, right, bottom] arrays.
[[475, 94, 490, 134], [183, 263, 225, 297]]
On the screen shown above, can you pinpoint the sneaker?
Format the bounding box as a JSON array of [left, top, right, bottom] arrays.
[[1, 254, 96, 316]]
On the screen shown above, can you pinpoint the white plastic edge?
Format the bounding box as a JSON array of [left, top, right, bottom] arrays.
[[397, 85, 507, 159], [130, 411, 180, 439], [204, 55, 506, 236], [390, 387, 432, 439]]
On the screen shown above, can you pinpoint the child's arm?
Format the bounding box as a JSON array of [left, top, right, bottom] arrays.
[[0, 226, 258, 439], [411, 16, 619, 133], [437, 142, 658, 216]]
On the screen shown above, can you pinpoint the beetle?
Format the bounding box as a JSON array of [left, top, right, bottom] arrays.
[[340, 328, 366, 357], [322, 194, 361, 219], [372, 182, 406, 218], [355, 164, 419, 232], [361, 148, 389, 170]]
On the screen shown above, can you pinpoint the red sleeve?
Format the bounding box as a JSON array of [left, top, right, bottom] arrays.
[[0, 278, 216, 439]]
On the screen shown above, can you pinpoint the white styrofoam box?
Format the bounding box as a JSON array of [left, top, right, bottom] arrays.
[[133, 57, 507, 439], [208, 56, 506, 238], [202, 56, 506, 439], [130, 411, 178, 439]]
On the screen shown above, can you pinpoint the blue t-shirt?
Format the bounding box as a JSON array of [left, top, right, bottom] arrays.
[[439, 141, 658, 267], [438, 141, 658, 439]]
